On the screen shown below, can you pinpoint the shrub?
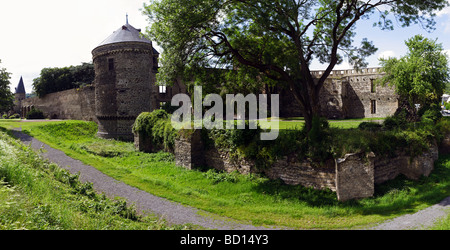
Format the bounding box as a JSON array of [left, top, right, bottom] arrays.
[[8, 114, 20, 119], [26, 107, 45, 120], [358, 122, 382, 131], [132, 110, 177, 152], [383, 112, 407, 130], [421, 107, 442, 124], [305, 116, 333, 162]]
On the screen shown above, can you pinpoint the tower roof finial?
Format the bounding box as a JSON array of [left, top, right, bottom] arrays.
[[126, 13, 129, 25]]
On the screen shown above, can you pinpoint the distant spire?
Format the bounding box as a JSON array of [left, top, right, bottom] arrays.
[[126, 13, 129, 25], [16, 76, 26, 94]]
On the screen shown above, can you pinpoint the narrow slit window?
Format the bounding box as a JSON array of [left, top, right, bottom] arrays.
[[108, 58, 114, 71], [371, 79, 376, 93], [371, 100, 377, 114]]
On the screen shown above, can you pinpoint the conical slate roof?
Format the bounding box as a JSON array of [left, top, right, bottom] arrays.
[[97, 22, 152, 47], [15, 76, 25, 94]]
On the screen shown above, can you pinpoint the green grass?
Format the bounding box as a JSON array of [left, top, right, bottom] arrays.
[[430, 213, 450, 229], [262, 117, 385, 130], [1, 119, 450, 229], [0, 127, 190, 230]]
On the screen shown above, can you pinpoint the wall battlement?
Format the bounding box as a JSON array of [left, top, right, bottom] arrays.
[[311, 67, 383, 77]]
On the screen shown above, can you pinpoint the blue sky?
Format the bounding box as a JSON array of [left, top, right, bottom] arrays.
[[0, 0, 449, 93]]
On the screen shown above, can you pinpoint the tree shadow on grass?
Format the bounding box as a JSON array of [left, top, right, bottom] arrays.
[[250, 154, 450, 217]]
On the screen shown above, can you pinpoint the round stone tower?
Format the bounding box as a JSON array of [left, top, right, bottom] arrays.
[[92, 19, 159, 140]]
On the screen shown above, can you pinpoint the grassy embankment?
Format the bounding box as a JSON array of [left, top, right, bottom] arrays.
[[0, 126, 190, 230], [0, 118, 449, 229]]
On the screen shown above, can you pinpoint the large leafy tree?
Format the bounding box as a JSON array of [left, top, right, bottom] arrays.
[[379, 35, 450, 118], [33, 63, 95, 97], [0, 59, 14, 114], [144, 0, 448, 131]]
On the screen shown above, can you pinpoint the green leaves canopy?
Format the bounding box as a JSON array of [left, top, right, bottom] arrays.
[[379, 35, 450, 108], [0, 59, 13, 114], [33, 63, 94, 98], [144, 0, 448, 130]]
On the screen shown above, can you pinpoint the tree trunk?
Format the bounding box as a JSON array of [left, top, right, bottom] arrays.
[[299, 85, 322, 133]]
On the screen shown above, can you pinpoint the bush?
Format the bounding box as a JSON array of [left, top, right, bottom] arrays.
[[358, 122, 382, 131], [8, 114, 20, 119], [132, 110, 177, 152], [26, 107, 45, 120], [383, 112, 407, 130], [421, 107, 442, 124]]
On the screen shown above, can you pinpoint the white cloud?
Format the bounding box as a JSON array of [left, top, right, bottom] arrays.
[[437, 6, 450, 17], [377, 50, 396, 60]]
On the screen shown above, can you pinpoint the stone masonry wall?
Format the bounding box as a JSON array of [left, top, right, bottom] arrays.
[[279, 67, 398, 119], [171, 130, 440, 201], [21, 86, 96, 121]]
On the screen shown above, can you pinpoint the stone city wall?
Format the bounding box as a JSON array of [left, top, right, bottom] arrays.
[[21, 86, 96, 121], [171, 129, 440, 201]]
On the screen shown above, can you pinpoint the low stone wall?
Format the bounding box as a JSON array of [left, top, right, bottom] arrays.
[[138, 129, 441, 201], [264, 156, 336, 191], [374, 142, 439, 184]]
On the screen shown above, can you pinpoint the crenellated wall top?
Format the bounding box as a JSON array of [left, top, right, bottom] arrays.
[[311, 67, 383, 77]]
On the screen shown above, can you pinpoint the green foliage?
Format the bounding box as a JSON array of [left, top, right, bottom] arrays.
[[1, 113, 20, 120], [6, 120, 450, 229], [444, 102, 450, 110], [333, 110, 448, 158], [205, 120, 330, 167], [8, 114, 20, 119], [305, 116, 333, 162], [25, 107, 45, 120], [383, 112, 408, 130], [145, 0, 447, 88], [0, 59, 13, 114], [144, 0, 447, 131], [358, 122, 382, 132], [379, 35, 450, 115], [203, 169, 240, 184], [34, 121, 98, 140], [132, 110, 177, 152], [420, 104, 443, 124], [32, 63, 95, 97], [79, 141, 136, 158], [0, 130, 185, 230]]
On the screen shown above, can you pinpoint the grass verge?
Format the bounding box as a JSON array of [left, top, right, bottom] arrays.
[[0, 127, 190, 230], [1, 120, 449, 229]]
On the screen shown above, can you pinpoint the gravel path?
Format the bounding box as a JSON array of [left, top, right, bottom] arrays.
[[368, 196, 450, 230], [11, 130, 272, 230], [10, 129, 450, 230]]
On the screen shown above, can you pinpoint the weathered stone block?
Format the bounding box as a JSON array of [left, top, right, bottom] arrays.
[[264, 156, 336, 191], [134, 132, 153, 153], [174, 130, 204, 170], [336, 152, 375, 201], [400, 143, 438, 180], [203, 147, 256, 175]]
